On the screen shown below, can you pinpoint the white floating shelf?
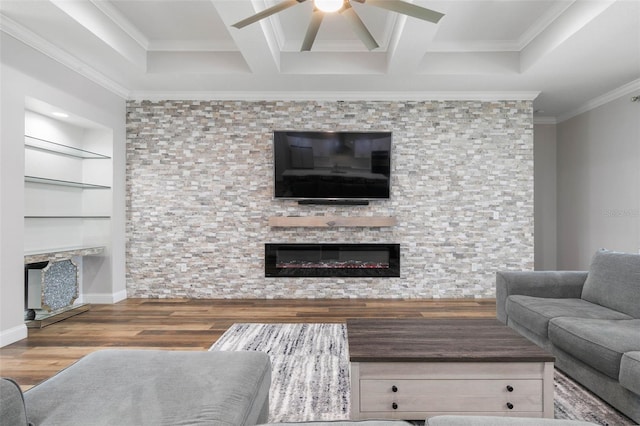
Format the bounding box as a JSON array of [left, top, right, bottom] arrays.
[[25, 135, 111, 159]]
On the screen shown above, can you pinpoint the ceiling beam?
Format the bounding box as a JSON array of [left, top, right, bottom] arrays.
[[212, 1, 281, 74], [89, 0, 150, 50], [386, 13, 439, 74], [520, 0, 615, 71], [0, 14, 130, 98], [48, 0, 147, 70]]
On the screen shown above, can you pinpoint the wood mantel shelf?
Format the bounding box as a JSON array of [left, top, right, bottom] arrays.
[[268, 216, 396, 228]]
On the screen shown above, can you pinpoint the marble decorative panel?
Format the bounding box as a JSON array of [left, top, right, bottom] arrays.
[[125, 100, 533, 299], [42, 259, 79, 311]]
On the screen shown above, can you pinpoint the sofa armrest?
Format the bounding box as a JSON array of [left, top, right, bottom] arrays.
[[496, 271, 588, 324], [1, 378, 29, 426]]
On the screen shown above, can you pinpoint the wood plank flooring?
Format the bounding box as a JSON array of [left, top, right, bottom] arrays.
[[0, 298, 496, 390]]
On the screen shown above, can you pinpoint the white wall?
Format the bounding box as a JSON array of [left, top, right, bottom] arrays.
[[533, 123, 558, 270], [0, 33, 126, 347], [556, 94, 640, 270]]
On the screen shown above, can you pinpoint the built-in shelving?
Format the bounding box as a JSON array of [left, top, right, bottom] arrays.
[[25, 216, 111, 219], [23, 119, 112, 250], [25, 135, 111, 159], [24, 175, 111, 189], [22, 106, 113, 328], [24, 131, 111, 225], [268, 216, 397, 228]]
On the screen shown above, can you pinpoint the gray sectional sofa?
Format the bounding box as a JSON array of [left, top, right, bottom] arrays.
[[496, 249, 640, 423], [2, 348, 598, 426], [2, 350, 272, 426], [2, 371, 596, 426]]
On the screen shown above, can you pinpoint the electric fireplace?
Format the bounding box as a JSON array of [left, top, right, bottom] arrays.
[[265, 243, 400, 277]]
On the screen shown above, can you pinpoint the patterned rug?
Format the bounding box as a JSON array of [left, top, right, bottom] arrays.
[[209, 323, 634, 425]]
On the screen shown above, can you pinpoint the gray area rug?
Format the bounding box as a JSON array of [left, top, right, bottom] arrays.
[[209, 323, 634, 425]]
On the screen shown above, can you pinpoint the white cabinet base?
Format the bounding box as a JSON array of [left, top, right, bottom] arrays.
[[350, 361, 555, 420]]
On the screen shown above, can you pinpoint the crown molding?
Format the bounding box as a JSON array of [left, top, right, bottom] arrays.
[[0, 14, 130, 99], [558, 78, 640, 123], [128, 91, 541, 102]]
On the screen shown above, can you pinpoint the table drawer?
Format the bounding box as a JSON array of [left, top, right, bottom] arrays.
[[360, 379, 542, 413]]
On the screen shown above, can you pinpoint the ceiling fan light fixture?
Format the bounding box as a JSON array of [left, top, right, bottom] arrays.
[[314, 0, 344, 13]]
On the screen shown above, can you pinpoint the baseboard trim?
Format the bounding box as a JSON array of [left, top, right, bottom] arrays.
[[0, 324, 28, 348], [113, 289, 127, 303]]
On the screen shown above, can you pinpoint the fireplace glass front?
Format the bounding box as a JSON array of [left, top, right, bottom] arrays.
[[265, 243, 400, 277]]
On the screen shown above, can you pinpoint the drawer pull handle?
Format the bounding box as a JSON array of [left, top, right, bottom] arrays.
[[392, 385, 398, 392], [507, 402, 514, 410], [392, 402, 398, 410], [506, 385, 514, 392]]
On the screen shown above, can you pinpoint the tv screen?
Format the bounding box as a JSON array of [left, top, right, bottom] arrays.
[[274, 131, 391, 200]]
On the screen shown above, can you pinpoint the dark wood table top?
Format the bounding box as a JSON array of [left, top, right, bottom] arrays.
[[346, 318, 555, 363]]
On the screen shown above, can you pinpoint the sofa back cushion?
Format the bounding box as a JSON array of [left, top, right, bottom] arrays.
[[1, 378, 29, 426], [582, 249, 640, 318]]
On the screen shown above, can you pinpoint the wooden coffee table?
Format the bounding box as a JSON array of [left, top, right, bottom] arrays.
[[347, 318, 555, 420]]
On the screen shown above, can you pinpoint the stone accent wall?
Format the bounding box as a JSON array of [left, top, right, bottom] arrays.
[[126, 100, 533, 298]]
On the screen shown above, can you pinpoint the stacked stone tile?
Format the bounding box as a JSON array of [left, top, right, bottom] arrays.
[[126, 100, 533, 299]]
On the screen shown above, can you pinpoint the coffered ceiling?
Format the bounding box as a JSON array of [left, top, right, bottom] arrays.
[[1, 0, 639, 120]]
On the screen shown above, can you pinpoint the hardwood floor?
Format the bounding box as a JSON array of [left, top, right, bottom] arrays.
[[0, 298, 496, 390]]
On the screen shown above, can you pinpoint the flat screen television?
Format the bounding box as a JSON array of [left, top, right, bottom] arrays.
[[273, 131, 391, 201]]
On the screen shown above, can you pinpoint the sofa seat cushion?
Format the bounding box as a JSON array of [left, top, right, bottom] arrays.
[[505, 295, 632, 338], [1, 378, 29, 426], [24, 349, 271, 426], [581, 249, 640, 318], [549, 318, 640, 380], [620, 351, 640, 395]]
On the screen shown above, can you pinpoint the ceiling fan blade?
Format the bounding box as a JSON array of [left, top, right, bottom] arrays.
[[232, 0, 305, 29], [364, 0, 444, 24], [301, 9, 324, 51], [340, 5, 378, 50]]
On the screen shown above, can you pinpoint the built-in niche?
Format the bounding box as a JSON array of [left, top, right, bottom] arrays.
[[23, 98, 113, 325]]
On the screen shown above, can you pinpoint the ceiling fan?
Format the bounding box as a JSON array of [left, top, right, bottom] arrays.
[[231, 0, 444, 51]]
